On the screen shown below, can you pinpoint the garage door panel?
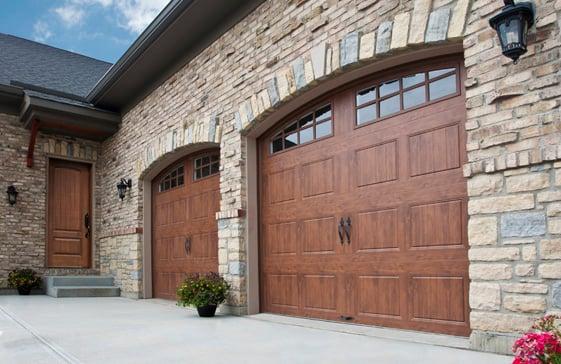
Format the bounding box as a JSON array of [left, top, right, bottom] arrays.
[[410, 276, 467, 323], [266, 222, 298, 256], [302, 274, 338, 313], [190, 232, 218, 259], [356, 275, 401, 318], [267, 168, 297, 204], [171, 236, 188, 260], [355, 140, 398, 187], [355, 208, 399, 252], [267, 274, 299, 311], [410, 199, 465, 249], [409, 124, 461, 177], [301, 158, 336, 198], [190, 192, 209, 220], [302, 217, 338, 254]]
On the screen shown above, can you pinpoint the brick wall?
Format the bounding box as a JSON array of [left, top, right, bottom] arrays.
[[0, 112, 102, 287], [462, 0, 561, 353], [97, 0, 561, 354]]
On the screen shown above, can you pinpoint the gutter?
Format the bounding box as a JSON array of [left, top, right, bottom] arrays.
[[86, 0, 195, 104], [0, 83, 24, 114]]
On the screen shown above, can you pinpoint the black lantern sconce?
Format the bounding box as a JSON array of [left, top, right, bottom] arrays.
[[116, 178, 132, 201], [489, 0, 535, 64], [6, 185, 18, 206]]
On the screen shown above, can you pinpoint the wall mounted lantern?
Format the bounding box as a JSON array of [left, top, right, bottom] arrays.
[[6, 185, 18, 205], [117, 178, 132, 200], [489, 0, 535, 64]]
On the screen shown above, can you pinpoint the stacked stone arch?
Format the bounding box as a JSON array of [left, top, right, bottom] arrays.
[[235, 0, 472, 133]]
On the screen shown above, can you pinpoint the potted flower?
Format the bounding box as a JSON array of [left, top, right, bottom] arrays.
[[8, 269, 42, 295], [513, 315, 561, 364], [176, 272, 229, 317]]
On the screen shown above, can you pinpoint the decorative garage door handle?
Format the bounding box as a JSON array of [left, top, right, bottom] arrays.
[[344, 217, 352, 244], [338, 218, 345, 245], [84, 212, 91, 239], [184, 236, 191, 255]]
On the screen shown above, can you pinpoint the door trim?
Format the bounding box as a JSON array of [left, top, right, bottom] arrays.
[[46, 157, 94, 268]]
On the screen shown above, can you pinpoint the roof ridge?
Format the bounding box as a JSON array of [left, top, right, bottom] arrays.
[[0, 32, 113, 66]]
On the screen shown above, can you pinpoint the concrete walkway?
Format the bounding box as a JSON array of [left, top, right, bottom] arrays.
[[0, 296, 511, 364]]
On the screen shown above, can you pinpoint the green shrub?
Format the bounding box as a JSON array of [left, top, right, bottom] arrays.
[[8, 269, 42, 290], [177, 272, 229, 307]]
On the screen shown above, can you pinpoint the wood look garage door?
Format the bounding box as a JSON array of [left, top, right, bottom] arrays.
[[152, 150, 220, 299], [259, 56, 470, 336]]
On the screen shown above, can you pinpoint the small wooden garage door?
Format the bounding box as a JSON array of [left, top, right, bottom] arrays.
[[258, 56, 470, 336], [152, 150, 220, 300]]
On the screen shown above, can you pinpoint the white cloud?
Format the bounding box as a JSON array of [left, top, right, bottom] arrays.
[[32, 20, 54, 42], [114, 0, 170, 34], [54, 5, 86, 27], [71, 0, 113, 7]]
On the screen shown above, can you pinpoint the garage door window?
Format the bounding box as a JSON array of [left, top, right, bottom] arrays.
[[356, 65, 458, 126], [158, 164, 185, 192], [194, 153, 219, 180], [270, 104, 332, 154]]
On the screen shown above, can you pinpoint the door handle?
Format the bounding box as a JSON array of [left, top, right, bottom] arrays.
[[338, 218, 345, 245], [184, 236, 191, 255], [84, 213, 91, 239], [344, 217, 352, 244]]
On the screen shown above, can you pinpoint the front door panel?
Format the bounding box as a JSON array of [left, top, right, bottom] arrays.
[[47, 159, 91, 268]]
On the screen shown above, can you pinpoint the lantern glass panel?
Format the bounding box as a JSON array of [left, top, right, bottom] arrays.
[[499, 18, 522, 49]]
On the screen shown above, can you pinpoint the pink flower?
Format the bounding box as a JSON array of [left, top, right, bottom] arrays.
[[512, 332, 561, 364]]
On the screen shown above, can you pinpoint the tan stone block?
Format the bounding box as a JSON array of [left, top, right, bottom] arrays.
[[502, 283, 548, 294], [304, 60, 315, 84], [556, 169, 561, 186], [504, 294, 546, 313], [522, 245, 537, 261], [540, 239, 561, 259], [448, 0, 471, 38], [514, 264, 535, 277], [467, 174, 503, 196], [359, 31, 376, 60], [409, 0, 432, 44], [468, 194, 534, 214], [506, 173, 550, 193], [469, 263, 512, 280], [469, 247, 520, 261], [470, 311, 535, 332], [470, 282, 501, 311], [468, 216, 497, 246], [547, 203, 561, 217], [390, 12, 410, 50], [538, 262, 561, 278], [538, 191, 561, 203], [550, 218, 561, 234]]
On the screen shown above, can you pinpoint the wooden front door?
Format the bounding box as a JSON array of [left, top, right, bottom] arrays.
[[259, 56, 470, 336], [152, 150, 220, 300], [47, 159, 92, 268]]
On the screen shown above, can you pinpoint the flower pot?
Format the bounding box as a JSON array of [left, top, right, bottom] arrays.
[[17, 286, 32, 295], [196, 304, 217, 317]]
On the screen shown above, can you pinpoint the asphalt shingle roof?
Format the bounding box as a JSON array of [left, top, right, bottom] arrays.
[[0, 33, 112, 99]]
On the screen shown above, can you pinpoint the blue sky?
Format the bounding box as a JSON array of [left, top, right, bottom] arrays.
[[0, 0, 170, 63]]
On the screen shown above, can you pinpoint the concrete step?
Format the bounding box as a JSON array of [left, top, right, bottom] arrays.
[[46, 276, 114, 287], [49, 286, 121, 298]]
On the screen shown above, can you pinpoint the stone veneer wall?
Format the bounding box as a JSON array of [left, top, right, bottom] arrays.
[[0, 112, 102, 287], [98, 0, 561, 353]]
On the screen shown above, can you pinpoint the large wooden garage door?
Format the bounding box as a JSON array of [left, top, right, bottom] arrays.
[[152, 150, 220, 299], [259, 56, 470, 336]]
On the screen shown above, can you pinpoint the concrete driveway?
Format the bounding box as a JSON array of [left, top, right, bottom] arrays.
[[0, 296, 511, 364]]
